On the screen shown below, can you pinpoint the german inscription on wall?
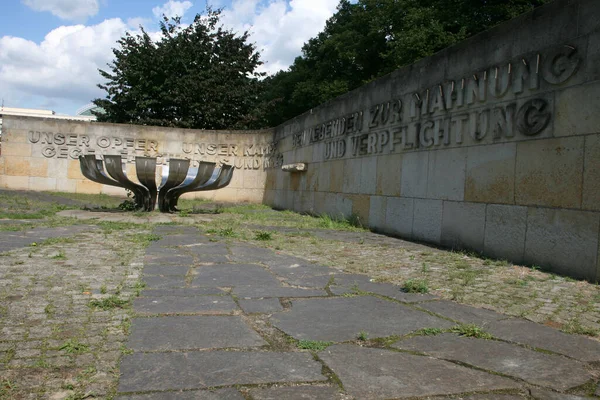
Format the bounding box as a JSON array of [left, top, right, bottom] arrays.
[[288, 44, 580, 160], [27, 131, 283, 170]]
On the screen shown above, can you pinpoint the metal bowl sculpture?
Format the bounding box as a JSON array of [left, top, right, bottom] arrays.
[[79, 155, 233, 212]]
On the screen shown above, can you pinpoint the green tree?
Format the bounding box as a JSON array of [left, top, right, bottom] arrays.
[[93, 8, 267, 130], [262, 0, 549, 127]]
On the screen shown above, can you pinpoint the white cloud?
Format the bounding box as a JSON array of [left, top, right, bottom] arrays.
[[152, 1, 194, 19], [0, 19, 129, 111], [22, 0, 100, 21], [218, 0, 340, 75]]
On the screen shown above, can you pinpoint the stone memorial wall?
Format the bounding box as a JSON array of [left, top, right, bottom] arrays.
[[0, 117, 278, 203], [266, 0, 600, 280]]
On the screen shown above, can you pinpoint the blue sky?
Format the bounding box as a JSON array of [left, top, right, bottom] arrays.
[[0, 0, 339, 115]]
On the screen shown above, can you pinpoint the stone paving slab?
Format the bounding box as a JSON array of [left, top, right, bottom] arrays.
[[462, 395, 526, 400], [233, 285, 328, 299], [142, 275, 186, 289], [318, 344, 520, 399], [393, 333, 592, 391], [484, 318, 600, 362], [142, 265, 190, 275], [118, 351, 327, 393], [330, 280, 437, 303], [127, 316, 266, 351], [0, 225, 95, 252], [144, 254, 195, 265], [248, 385, 343, 399], [271, 296, 453, 341], [418, 300, 509, 325], [140, 287, 226, 297], [192, 264, 282, 287], [133, 295, 238, 315], [115, 388, 245, 399], [239, 298, 284, 314], [529, 388, 589, 399]]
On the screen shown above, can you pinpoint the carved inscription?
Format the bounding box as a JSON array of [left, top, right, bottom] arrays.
[[288, 44, 581, 160], [27, 131, 280, 170]]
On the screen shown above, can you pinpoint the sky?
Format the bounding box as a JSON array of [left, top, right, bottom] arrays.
[[0, 0, 341, 115]]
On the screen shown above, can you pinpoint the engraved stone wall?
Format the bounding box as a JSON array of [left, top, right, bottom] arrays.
[[0, 117, 277, 203], [265, 0, 600, 281]]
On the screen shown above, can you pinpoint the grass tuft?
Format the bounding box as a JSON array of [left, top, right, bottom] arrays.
[[402, 278, 429, 294], [88, 295, 129, 310], [296, 340, 333, 351]]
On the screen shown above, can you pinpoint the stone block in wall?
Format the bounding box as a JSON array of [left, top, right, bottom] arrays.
[[0, 156, 5, 175], [213, 187, 238, 203], [579, 0, 600, 37], [512, 0, 579, 56], [1, 142, 32, 157], [441, 201, 486, 252], [29, 177, 56, 191], [401, 151, 428, 198], [47, 159, 68, 179], [329, 160, 344, 192], [76, 179, 102, 194], [322, 193, 352, 219], [585, 31, 600, 83], [237, 189, 263, 204], [342, 159, 361, 194], [295, 191, 315, 214], [583, 135, 600, 211], [56, 178, 76, 193], [369, 196, 388, 229], [524, 207, 600, 281], [3, 176, 29, 190], [350, 194, 370, 227], [515, 137, 584, 208], [376, 153, 402, 196], [2, 128, 30, 144], [412, 199, 443, 243], [101, 185, 125, 197], [67, 159, 85, 180], [465, 143, 516, 204], [313, 192, 327, 215], [555, 82, 600, 137], [29, 158, 48, 178], [385, 197, 414, 238], [317, 162, 331, 193], [360, 157, 377, 195], [5, 157, 31, 176], [484, 204, 528, 264], [426, 148, 467, 201], [263, 190, 276, 206]]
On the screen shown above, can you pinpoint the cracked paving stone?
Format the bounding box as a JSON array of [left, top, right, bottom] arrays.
[[144, 255, 194, 266], [142, 265, 190, 276], [392, 333, 592, 391], [133, 295, 238, 315], [233, 285, 328, 299], [142, 275, 186, 289], [418, 300, 509, 325], [139, 288, 225, 297], [461, 395, 527, 400], [271, 296, 453, 341], [529, 388, 590, 400], [118, 351, 327, 393], [127, 315, 266, 351], [192, 264, 281, 287], [115, 388, 245, 399], [318, 344, 519, 399], [330, 280, 437, 303], [484, 318, 600, 362], [249, 385, 343, 399], [239, 298, 284, 314]]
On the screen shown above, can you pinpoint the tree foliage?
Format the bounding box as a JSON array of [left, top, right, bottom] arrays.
[[261, 0, 550, 126], [93, 9, 267, 129]]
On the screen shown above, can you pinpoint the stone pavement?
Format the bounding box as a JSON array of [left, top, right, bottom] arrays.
[[115, 226, 600, 399]]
